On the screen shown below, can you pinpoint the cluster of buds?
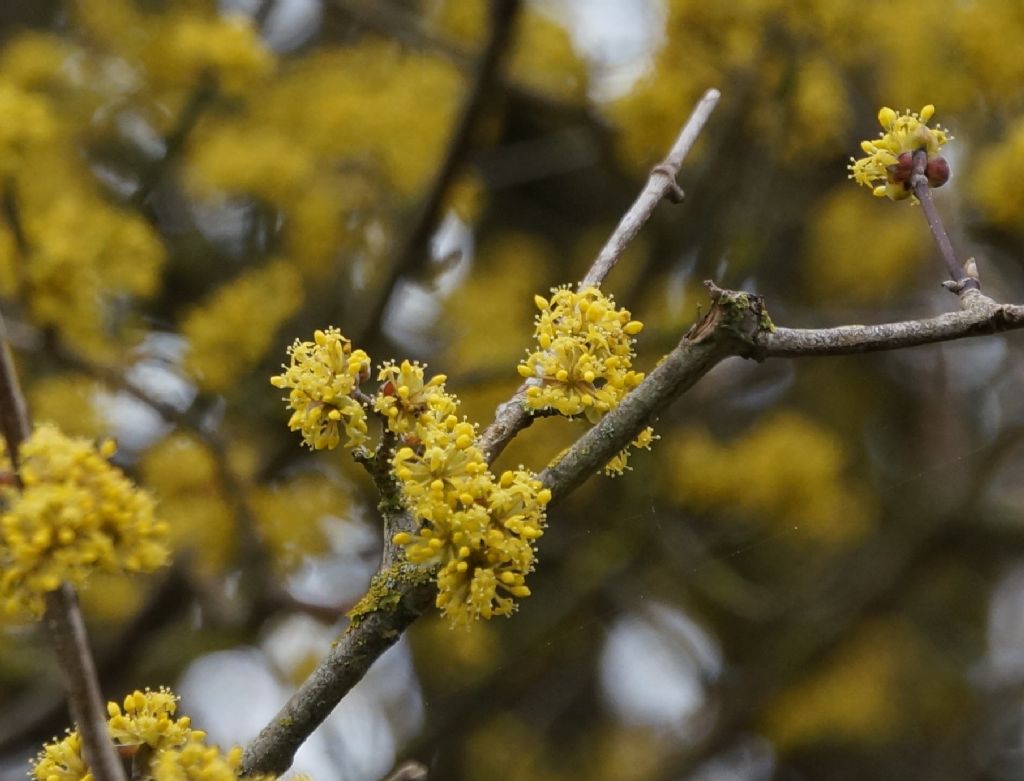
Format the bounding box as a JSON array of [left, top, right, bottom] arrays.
[[849, 105, 952, 201]]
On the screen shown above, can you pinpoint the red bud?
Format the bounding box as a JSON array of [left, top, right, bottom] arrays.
[[926, 156, 950, 188]]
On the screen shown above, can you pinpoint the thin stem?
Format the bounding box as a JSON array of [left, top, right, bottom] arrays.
[[477, 88, 722, 464], [910, 149, 979, 293], [581, 87, 721, 287], [44, 586, 127, 781], [0, 312, 29, 461], [0, 312, 125, 781]]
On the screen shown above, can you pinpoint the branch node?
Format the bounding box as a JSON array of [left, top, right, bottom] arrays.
[[650, 164, 685, 203]]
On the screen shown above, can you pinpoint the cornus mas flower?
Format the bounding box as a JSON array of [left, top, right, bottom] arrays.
[[0, 424, 168, 619], [107, 688, 201, 751], [270, 327, 371, 450], [519, 285, 645, 422], [393, 468, 550, 626], [391, 416, 490, 522], [33, 688, 250, 781], [271, 326, 552, 625], [849, 105, 952, 201], [374, 359, 458, 437]]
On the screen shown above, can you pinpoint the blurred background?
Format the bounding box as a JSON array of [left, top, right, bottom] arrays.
[[1, 0, 1024, 779]]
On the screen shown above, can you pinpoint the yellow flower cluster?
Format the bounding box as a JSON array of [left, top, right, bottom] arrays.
[[848, 105, 952, 201], [107, 687, 200, 750], [271, 328, 371, 450], [33, 688, 252, 781], [519, 286, 645, 421], [518, 285, 649, 474], [183, 260, 304, 393], [374, 360, 458, 438], [380, 368, 548, 623], [0, 425, 169, 618], [392, 456, 550, 625], [271, 330, 551, 624], [153, 742, 245, 781]]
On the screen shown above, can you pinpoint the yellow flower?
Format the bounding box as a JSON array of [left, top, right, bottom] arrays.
[[848, 105, 951, 200], [603, 426, 658, 477], [374, 360, 458, 439], [107, 687, 200, 751], [391, 416, 490, 520], [270, 328, 371, 450], [32, 730, 89, 781], [519, 286, 645, 424], [394, 468, 550, 626], [153, 742, 244, 781], [0, 425, 169, 619]]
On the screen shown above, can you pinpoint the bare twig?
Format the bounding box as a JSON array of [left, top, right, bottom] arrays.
[[355, 0, 522, 346], [43, 586, 128, 781], [761, 288, 1020, 357], [477, 88, 722, 463], [911, 149, 980, 294], [0, 312, 125, 781], [581, 88, 721, 287]]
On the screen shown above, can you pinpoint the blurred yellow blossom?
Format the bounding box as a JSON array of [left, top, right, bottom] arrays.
[[28, 374, 105, 439], [140, 434, 234, 576], [973, 116, 1024, 228], [0, 34, 75, 91], [143, 13, 273, 95], [250, 474, 350, 571], [666, 413, 874, 546], [0, 81, 56, 175], [803, 188, 926, 304], [187, 125, 315, 206], [5, 175, 166, 358], [183, 260, 303, 393], [763, 620, 925, 748], [0, 425, 168, 619]]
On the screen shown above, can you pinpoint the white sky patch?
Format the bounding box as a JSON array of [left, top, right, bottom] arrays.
[[600, 602, 720, 732], [538, 0, 666, 100], [178, 629, 422, 781]]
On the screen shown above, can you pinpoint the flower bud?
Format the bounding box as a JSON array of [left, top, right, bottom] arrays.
[[887, 151, 914, 185], [926, 156, 950, 188]]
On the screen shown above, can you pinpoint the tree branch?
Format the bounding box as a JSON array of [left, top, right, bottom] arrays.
[[760, 288, 1023, 357], [477, 88, 722, 463], [0, 312, 126, 781]]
